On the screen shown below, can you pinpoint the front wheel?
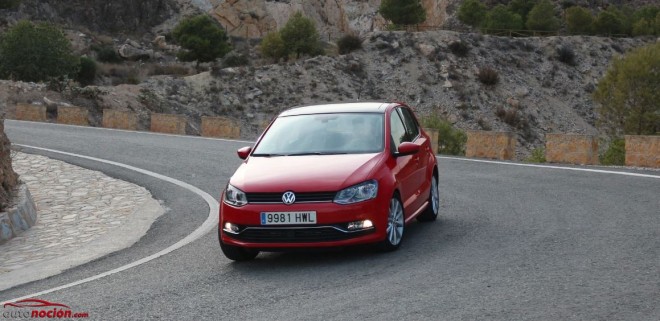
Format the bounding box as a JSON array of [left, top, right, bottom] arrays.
[[379, 196, 405, 251], [417, 175, 439, 222], [219, 230, 259, 261]]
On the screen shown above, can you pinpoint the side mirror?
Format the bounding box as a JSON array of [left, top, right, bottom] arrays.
[[395, 142, 420, 157], [237, 146, 252, 160]]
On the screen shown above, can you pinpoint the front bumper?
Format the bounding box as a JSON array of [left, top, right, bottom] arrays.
[[220, 199, 387, 249]]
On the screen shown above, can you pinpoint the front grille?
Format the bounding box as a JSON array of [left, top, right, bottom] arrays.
[[246, 192, 336, 203], [226, 226, 371, 243]]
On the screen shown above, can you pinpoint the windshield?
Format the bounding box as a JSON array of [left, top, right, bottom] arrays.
[[253, 113, 384, 156]]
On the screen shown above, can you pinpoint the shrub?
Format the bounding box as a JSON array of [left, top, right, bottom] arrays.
[[632, 18, 654, 36], [260, 31, 287, 60], [482, 5, 524, 33], [0, 0, 21, 9], [95, 46, 122, 63], [458, 0, 487, 27], [280, 12, 323, 58], [77, 56, 97, 86], [421, 114, 467, 156], [478, 67, 499, 86], [594, 10, 624, 35], [448, 41, 469, 57], [557, 45, 576, 65], [222, 53, 249, 67], [379, 0, 426, 25], [600, 138, 625, 165], [525, 147, 546, 163], [172, 14, 231, 65], [526, 0, 561, 32], [508, 0, 537, 25], [0, 20, 79, 82], [594, 42, 660, 136], [337, 34, 362, 55], [565, 6, 594, 34]]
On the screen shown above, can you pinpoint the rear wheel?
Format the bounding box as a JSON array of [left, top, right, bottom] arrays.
[[379, 195, 405, 251], [417, 175, 439, 222], [218, 229, 259, 261]]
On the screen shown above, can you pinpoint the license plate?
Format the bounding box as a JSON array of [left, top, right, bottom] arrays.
[[260, 211, 317, 225]]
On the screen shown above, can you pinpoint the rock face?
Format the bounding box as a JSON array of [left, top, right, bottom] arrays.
[[0, 120, 18, 211], [211, 0, 450, 39]]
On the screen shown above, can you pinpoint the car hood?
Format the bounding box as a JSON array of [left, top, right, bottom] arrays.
[[230, 153, 383, 192]]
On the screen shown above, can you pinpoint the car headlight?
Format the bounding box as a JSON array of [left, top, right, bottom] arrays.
[[224, 184, 248, 207], [334, 180, 378, 204]]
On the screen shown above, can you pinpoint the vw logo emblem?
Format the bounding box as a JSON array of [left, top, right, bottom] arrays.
[[282, 191, 296, 205]]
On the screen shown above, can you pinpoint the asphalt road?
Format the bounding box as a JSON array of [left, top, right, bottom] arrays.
[[2, 120, 659, 320]]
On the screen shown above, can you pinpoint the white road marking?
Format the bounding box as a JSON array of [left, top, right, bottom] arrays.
[[437, 156, 660, 179], [2, 144, 220, 304], [5, 119, 254, 144]]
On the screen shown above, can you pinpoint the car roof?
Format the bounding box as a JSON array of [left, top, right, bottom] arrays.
[[279, 102, 394, 116]]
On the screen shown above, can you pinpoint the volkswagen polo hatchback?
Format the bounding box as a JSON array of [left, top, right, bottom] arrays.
[[219, 102, 439, 261]]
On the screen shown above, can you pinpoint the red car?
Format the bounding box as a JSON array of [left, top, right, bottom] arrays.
[[219, 102, 439, 261]]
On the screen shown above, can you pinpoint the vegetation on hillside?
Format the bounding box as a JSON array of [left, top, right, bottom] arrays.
[[172, 14, 231, 66], [379, 0, 427, 26], [260, 12, 322, 60]]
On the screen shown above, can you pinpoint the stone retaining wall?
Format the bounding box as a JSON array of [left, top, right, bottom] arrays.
[[545, 134, 598, 165], [57, 106, 89, 126], [466, 131, 516, 160], [201, 116, 240, 139], [102, 109, 137, 130], [0, 184, 38, 245], [150, 113, 186, 135], [625, 135, 659, 168], [15, 104, 47, 122]]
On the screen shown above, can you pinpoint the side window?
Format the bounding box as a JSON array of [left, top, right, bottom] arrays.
[[390, 110, 407, 152], [398, 107, 420, 142]]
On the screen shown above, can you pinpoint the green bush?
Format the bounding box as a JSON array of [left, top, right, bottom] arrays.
[[565, 6, 594, 34], [0, 0, 21, 9], [280, 12, 323, 58], [95, 46, 122, 63], [526, 0, 561, 32], [594, 10, 624, 35], [222, 53, 249, 67], [557, 45, 576, 66], [421, 114, 467, 156], [379, 0, 426, 25], [458, 0, 487, 27], [172, 14, 231, 65], [632, 18, 655, 36], [260, 31, 287, 60], [337, 34, 362, 55], [482, 5, 524, 33], [77, 56, 97, 86], [525, 147, 546, 163], [508, 0, 537, 25], [600, 138, 625, 165], [656, 12, 660, 35], [0, 20, 79, 82]]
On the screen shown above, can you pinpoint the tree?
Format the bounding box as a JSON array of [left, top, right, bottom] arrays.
[[0, 0, 21, 9], [508, 0, 537, 25], [593, 10, 624, 35], [526, 0, 560, 32], [77, 56, 97, 86], [565, 6, 593, 34], [632, 18, 654, 36], [260, 31, 287, 60], [593, 43, 659, 136], [0, 20, 79, 82], [280, 12, 322, 58], [172, 15, 231, 65], [482, 5, 524, 33], [379, 0, 427, 26], [458, 0, 487, 28]]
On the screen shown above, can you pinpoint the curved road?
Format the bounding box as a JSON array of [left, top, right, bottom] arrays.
[[2, 120, 659, 320]]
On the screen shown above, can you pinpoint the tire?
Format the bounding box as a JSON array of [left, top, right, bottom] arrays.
[[417, 175, 439, 222], [379, 195, 405, 251], [218, 229, 259, 261]]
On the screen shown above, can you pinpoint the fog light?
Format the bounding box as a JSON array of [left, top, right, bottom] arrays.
[[347, 220, 374, 231], [224, 222, 240, 234]]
